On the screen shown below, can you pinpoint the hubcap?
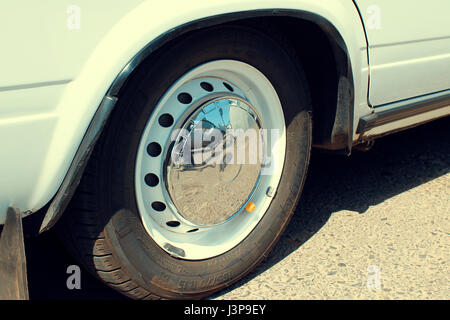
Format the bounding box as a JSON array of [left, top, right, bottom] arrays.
[[135, 60, 286, 260], [167, 97, 263, 226]]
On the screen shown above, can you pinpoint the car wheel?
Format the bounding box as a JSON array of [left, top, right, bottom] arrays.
[[58, 25, 312, 299]]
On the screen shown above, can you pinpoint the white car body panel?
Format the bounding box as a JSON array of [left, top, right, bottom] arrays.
[[363, 106, 450, 137], [354, 0, 450, 106]]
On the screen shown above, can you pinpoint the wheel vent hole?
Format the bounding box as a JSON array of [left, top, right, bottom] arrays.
[[151, 202, 166, 212], [187, 228, 199, 233], [145, 174, 159, 187], [166, 221, 181, 228], [223, 82, 234, 92], [159, 114, 174, 127], [147, 142, 162, 157], [177, 92, 193, 104], [200, 82, 214, 92]]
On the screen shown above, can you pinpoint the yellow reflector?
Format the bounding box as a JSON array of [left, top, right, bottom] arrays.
[[245, 202, 256, 213]]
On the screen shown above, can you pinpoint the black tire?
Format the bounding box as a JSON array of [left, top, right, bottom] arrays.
[[58, 25, 312, 300]]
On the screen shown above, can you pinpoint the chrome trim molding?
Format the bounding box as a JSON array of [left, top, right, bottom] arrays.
[[357, 90, 450, 134]]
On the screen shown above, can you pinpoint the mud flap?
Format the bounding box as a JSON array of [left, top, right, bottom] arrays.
[[0, 207, 29, 300]]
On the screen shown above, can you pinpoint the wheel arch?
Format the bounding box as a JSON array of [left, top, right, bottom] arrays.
[[39, 7, 364, 232]]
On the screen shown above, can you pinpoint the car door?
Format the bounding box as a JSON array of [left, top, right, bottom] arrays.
[[353, 0, 450, 106]]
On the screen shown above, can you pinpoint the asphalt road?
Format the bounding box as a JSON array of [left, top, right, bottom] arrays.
[[24, 117, 449, 300]]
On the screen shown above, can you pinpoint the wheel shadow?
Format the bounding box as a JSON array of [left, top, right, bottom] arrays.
[[24, 229, 127, 300], [212, 116, 450, 298]]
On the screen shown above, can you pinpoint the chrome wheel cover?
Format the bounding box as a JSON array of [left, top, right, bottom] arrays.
[[135, 60, 286, 260]]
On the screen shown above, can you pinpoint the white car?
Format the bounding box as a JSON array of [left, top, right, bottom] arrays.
[[0, 0, 449, 299]]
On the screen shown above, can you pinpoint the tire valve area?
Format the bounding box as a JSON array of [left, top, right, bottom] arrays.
[[266, 186, 276, 198], [163, 243, 186, 258]]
